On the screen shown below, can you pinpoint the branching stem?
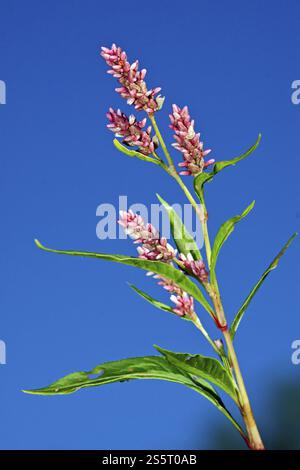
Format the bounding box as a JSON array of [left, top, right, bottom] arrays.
[[150, 112, 265, 450]]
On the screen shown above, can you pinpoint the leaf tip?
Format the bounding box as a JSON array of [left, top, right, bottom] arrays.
[[153, 344, 163, 354], [34, 239, 44, 249], [247, 200, 256, 212], [156, 193, 163, 204], [288, 232, 298, 245], [22, 389, 35, 395], [242, 200, 255, 217]]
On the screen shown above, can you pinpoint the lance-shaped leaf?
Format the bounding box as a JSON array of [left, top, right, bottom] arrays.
[[34, 240, 214, 317], [230, 233, 297, 339], [157, 194, 202, 260], [129, 284, 192, 322], [194, 135, 261, 203], [210, 201, 255, 286], [113, 139, 160, 165], [23, 355, 245, 437], [155, 345, 238, 403], [23, 356, 202, 395]]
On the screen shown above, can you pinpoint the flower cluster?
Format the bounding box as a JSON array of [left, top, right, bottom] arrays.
[[118, 210, 194, 318], [169, 104, 215, 176], [118, 210, 159, 243], [137, 241, 175, 262], [170, 293, 194, 317], [101, 44, 163, 113], [155, 276, 194, 317], [107, 108, 157, 155], [179, 253, 208, 283], [118, 210, 175, 261]]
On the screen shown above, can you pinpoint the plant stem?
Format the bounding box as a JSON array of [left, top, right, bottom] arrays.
[[173, 175, 214, 266], [200, 198, 212, 265], [192, 316, 222, 357], [173, 174, 204, 222], [150, 113, 264, 449], [203, 217, 264, 449], [149, 113, 175, 171], [222, 328, 264, 450], [204, 233, 264, 449]]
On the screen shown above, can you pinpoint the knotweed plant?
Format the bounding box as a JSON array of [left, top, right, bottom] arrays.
[[24, 44, 297, 451]]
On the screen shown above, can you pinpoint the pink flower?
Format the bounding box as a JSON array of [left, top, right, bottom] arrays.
[[118, 210, 176, 261], [179, 253, 208, 283], [107, 108, 157, 155], [119, 210, 194, 318], [170, 292, 194, 317], [118, 210, 159, 243], [169, 104, 215, 176], [137, 239, 176, 262], [155, 276, 182, 295], [101, 44, 164, 113]]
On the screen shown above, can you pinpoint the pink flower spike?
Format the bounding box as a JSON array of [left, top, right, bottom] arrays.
[[118, 210, 194, 320], [118, 211, 176, 263], [179, 253, 209, 283], [100, 44, 163, 113], [170, 292, 194, 318], [169, 104, 214, 176], [106, 108, 157, 155]]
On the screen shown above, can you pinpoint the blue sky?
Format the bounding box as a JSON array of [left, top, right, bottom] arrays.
[[0, 0, 300, 449]]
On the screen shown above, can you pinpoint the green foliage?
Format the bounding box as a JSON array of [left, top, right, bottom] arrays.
[[194, 135, 261, 203], [129, 283, 192, 321], [34, 240, 214, 317], [23, 352, 244, 437], [28, 42, 298, 450], [113, 139, 160, 165], [154, 345, 238, 402], [210, 201, 255, 286], [157, 194, 202, 260], [230, 233, 298, 339]]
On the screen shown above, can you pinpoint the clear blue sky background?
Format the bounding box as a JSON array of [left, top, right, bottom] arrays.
[[0, 0, 300, 450]]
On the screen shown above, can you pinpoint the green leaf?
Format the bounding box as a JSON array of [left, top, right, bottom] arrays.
[[129, 283, 192, 322], [194, 135, 261, 202], [23, 354, 244, 437], [230, 233, 298, 339], [34, 240, 214, 317], [157, 194, 202, 260], [113, 139, 160, 165], [193, 172, 214, 203], [23, 356, 204, 395], [155, 345, 238, 403], [210, 201, 255, 286], [211, 134, 261, 175]]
